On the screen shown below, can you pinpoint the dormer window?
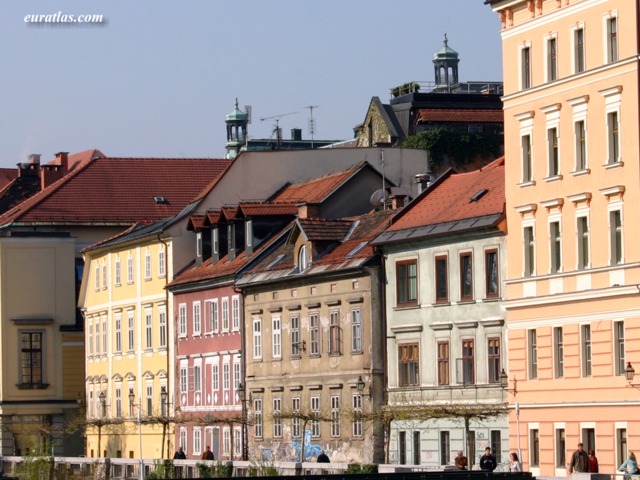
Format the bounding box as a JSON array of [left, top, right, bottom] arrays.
[[246, 220, 253, 248], [196, 232, 203, 258], [298, 245, 308, 272]]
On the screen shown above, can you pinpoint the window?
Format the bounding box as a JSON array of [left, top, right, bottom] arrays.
[[311, 396, 320, 437], [102, 317, 107, 354], [221, 297, 230, 331], [178, 304, 187, 338], [291, 315, 301, 357], [398, 343, 419, 386], [577, 216, 590, 269], [485, 249, 499, 298], [488, 337, 501, 383], [548, 127, 559, 176], [180, 364, 188, 393], [196, 232, 203, 259], [413, 432, 421, 465], [209, 299, 219, 333], [396, 259, 418, 306], [88, 320, 93, 356], [158, 249, 166, 277], [102, 261, 107, 290], [20, 332, 43, 385], [435, 255, 448, 303], [232, 295, 240, 331], [528, 329, 538, 379], [146, 385, 153, 416], [554, 327, 564, 378], [531, 429, 540, 466], [521, 45, 531, 89], [491, 431, 502, 463], [460, 252, 473, 301], [352, 394, 363, 437], [252, 317, 262, 359], [145, 311, 152, 349], [608, 111, 620, 163], [556, 428, 566, 467], [159, 309, 167, 348], [115, 256, 121, 285], [115, 387, 122, 418], [222, 428, 230, 456], [575, 120, 587, 170], [583, 427, 596, 454], [574, 27, 585, 73], [234, 428, 241, 457], [193, 302, 201, 336], [144, 250, 151, 280], [127, 312, 135, 351], [351, 309, 362, 352], [329, 310, 341, 355], [234, 361, 240, 390], [212, 363, 219, 392], [254, 399, 263, 438], [292, 397, 301, 438], [440, 431, 450, 466], [298, 245, 308, 271], [330, 396, 340, 437], [437, 341, 449, 385], [115, 315, 122, 353], [194, 428, 202, 456], [273, 398, 282, 438], [127, 254, 134, 284], [607, 16, 618, 63], [582, 324, 592, 377], [615, 321, 625, 375], [550, 221, 562, 273], [94, 264, 100, 290], [461, 339, 475, 384], [617, 428, 627, 466], [194, 364, 202, 392], [272, 317, 281, 358], [310, 313, 320, 356], [223, 361, 230, 390], [547, 36, 557, 81], [399, 431, 407, 465], [524, 226, 535, 277], [522, 134, 532, 182]]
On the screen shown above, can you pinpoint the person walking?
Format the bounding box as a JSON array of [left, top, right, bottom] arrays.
[[569, 443, 590, 473], [455, 451, 468, 470], [510, 452, 522, 472], [173, 446, 186, 459], [317, 450, 330, 463], [589, 449, 599, 473], [618, 451, 638, 480], [201, 446, 214, 460], [480, 447, 497, 472]]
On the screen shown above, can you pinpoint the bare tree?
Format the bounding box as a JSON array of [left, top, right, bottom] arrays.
[[189, 411, 251, 460], [272, 407, 333, 462]]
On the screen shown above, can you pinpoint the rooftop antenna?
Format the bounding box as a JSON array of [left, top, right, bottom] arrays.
[[260, 111, 298, 147], [244, 105, 252, 124], [305, 105, 319, 148]]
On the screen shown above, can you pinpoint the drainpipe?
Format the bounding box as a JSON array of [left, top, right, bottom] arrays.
[[157, 233, 171, 459]]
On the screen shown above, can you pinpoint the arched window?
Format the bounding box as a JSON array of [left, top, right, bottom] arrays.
[[298, 245, 308, 272]]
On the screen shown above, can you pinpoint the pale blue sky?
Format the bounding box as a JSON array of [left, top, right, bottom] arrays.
[[0, 1, 503, 167]]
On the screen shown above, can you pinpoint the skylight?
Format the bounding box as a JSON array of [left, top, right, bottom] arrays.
[[266, 254, 285, 269], [470, 189, 488, 202], [346, 241, 368, 258]]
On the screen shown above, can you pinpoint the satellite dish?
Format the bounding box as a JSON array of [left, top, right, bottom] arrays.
[[370, 189, 389, 208]]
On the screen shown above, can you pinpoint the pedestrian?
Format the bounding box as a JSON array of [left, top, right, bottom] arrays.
[[510, 452, 522, 472], [173, 446, 186, 459], [589, 449, 599, 473], [201, 445, 214, 460], [618, 451, 638, 480], [455, 450, 468, 470], [317, 450, 330, 463], [480, 447, 497, 472], [569, 443, 589, 473]]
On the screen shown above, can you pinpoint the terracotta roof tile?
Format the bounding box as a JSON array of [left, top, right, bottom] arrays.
[[417, 108, 503, 124], [221, 206, 239, 221], [0, 155, 231, 226], [387, 157, 505, 232], [188, 214, 207, 230], [298, 218, 353, 241], [239, 203, 298, 216], [206, 211, 221, 224]]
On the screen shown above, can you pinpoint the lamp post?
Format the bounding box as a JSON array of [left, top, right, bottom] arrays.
[[500, 369, 521, 462], [129, 390, 144, 480], [356, 375, 372, 399], [237, 383, 249, 461]]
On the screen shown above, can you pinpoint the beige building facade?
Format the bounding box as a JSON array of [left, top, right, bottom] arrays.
[[487, 0, 640, 475]]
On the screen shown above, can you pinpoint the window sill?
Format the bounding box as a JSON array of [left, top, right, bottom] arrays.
[[329, 352, 342, 357], [571, 168, 591, 177], [457, 299, 475, 305], [432, 301, 451, 307], [17, 383, 49, 390], [544, 174, 562, 182], [518, 180, 536, 188], [482, 296, 501, 303], [604, 161, 624, 170]]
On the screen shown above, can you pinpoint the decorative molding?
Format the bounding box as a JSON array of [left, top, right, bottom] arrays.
[[390, 324, 424, 334], [567, 192, 592, 204], [515, 203, 538, 214]]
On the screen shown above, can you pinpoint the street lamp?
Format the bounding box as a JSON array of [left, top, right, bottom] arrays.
[[128, 390, 144, 480], [625, 362, 640, 388], [499, 369, 521, 463], [99, 391, 107, 417], [237, 383, 248, 461], [356, 375, 371, 399]]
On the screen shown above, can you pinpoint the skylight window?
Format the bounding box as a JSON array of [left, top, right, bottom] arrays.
[[470, 189, 488, 202], [346, 241, 368, 258], [266, 254, 285, 269]]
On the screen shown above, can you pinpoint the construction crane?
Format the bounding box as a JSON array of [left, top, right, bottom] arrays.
[[260, 111, 299, 146]]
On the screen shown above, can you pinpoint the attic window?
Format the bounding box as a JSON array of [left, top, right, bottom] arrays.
[[346, 242, 368, 258], [470, 189, 488, 202], [266, 254, 285, 269], [298, 245, 308, 272], [154, 196, 167, 204]]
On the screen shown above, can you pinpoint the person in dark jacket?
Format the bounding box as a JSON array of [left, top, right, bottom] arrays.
[[174, 447, 186, 459], [317, 451, 330, 463], [480, 447, 497, 472], [570, 443, 590, 473]]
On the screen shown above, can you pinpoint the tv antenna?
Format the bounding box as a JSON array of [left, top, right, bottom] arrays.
[[260, 111, 299, 146], [305, 105, 319, 148]]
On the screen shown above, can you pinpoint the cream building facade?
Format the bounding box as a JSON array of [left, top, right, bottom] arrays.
[[487, 0, 640, 475]]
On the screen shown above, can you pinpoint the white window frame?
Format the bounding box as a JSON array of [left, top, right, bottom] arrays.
[[194, 362, 202, 392], [115, 256, 121, 286], [127, 253, 134, 284], [102, 261, 107, 290], [523, 220, 536, 277], [253, 317, 262, 359], [222, 297, 230, 332], [180, 361, 188, 393], [548, 213, 562, 274], [212, 362, 220, 392], [193, 301, 202, 336], [571, 23, 586, 74], [115, 314, 122, 353], [516, 111, 534, 185], [209, 299, 219, 333], [519, 41, 532, 90], [193, 427, 202, 456], [608, 203, 623, 265], [568, 95, 589, 173], [544, 32, 558, 83], [144, 249, 151, 280], [576, 210, 590, 270], [352, 308, 362, 352], [602, 86, 622, 165], [603, 11, 618, 64], [272, 316, 281, 359], [178, 303, 187, 338], [127, 311, 135, 351], [273, 398, 282, 438], [158, 248, 166, 278], [223, 361, 230, 391], [232, 295, 240, 331], [145, 310, 152, 349], [159, 308, 167, 348]]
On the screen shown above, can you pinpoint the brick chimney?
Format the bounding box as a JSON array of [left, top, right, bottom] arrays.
[[55, 152, 69, 171], [297, 203, 320, 219], [40, 152, 69, 190]]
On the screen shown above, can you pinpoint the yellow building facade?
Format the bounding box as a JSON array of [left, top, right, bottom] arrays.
[[487, 0, 640, 475], [81, 236, 175, 459]]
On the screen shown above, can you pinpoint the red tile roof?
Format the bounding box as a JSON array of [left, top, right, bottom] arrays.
[[239, 203, 298, 217], [298, 218, 353, 241], [0, 154, 231, 226], [387, 157, 505, 232], [417, 108, 503, 124], [0, 168, 18, 190]]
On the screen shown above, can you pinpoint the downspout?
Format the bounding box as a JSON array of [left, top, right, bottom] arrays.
[[157, 233, 171, 459]]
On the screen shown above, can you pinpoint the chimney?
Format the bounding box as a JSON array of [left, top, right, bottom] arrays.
[[390, 194, 408, 210], [414, 173, 433, 194], [55, 152, 69, 172], [297, 203, 319, 219], [17, 154, 41, 178], [291, 128, 302, 141]]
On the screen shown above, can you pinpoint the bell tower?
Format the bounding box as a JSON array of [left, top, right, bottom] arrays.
[[225, 99, 248, 159], [432, 34, 460, 91]]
